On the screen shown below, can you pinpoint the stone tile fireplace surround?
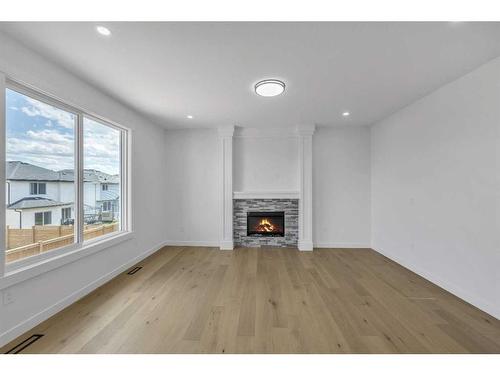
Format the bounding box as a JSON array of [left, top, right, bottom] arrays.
[[233, 199, 299, 247]]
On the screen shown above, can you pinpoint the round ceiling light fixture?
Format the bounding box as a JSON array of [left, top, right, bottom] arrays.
[[254, 79, 285, 97]]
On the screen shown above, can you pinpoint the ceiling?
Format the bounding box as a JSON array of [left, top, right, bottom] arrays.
[[1, 22, 500, 129]]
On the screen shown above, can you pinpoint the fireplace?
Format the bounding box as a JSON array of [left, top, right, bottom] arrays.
[[247, 211, 285, 237]]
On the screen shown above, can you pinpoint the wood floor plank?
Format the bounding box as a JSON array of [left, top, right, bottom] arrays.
[[2, 246, 499, 354]]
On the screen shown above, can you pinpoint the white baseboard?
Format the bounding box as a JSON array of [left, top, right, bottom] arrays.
[[165, 241, 372, 250], [298, 240, 314, 251], [0, 240, 168, 348], [314, 242, 371, 249], [164, 240, 220, 247], [372, 246, 500, 320], [219, 240, 234, 250]]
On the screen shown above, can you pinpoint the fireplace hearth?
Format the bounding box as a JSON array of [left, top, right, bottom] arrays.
[[247, 211, 285, 237]]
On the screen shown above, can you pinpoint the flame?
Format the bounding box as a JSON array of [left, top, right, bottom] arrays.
[[256, 218, 275, 232]]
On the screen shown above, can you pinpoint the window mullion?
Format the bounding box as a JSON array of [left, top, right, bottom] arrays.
[[0, 72, 5, 276], [76, 113, 84, 244], [120, 130, 127, 232]]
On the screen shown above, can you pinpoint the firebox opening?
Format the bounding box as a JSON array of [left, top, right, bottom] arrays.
[[247, 211, 285, 237]]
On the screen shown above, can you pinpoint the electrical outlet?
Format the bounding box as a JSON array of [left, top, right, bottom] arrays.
[[3, 290, 14, 305]]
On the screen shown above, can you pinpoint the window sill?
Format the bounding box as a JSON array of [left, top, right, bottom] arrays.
[[0, 231, 134, 289]]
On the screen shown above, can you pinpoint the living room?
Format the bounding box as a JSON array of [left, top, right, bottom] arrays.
[[0, 1, 499, 373]]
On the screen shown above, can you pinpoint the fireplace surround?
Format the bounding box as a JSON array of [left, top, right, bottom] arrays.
[[233, 199, 298, 247]]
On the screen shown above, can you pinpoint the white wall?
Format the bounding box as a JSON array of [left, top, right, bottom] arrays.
[[6, 210, 19, 229], [58, 181, 74, 203], [313, 126, 371, 248], [371, 57, 500, 319], [7, 181, 30, 203], [0, 31, 167, 345], [163, 128, 220, 246], [84, 182, 98, 209], [233, 136, 299, 192]]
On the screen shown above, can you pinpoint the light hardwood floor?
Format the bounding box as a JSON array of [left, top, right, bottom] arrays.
[[2, 246, 500, 354]]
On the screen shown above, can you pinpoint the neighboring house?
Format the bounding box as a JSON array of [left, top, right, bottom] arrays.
[[6, 161, 119, 229], [6, 197, 72, 229]]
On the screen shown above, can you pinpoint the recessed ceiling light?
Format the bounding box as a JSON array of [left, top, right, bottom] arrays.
[[187, 115, 193, 119], [96, 26, 111, 36], [342, 111, 350, 117], [255, 79, 285, 97]]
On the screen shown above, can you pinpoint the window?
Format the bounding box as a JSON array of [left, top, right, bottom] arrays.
[[84, 117, 121, 241], [4, 81, 129, 267], [35, 211, 52, 225], [5, 87, 76, 264], [61, 207, 72, 221], [30, 182, 46, 195]]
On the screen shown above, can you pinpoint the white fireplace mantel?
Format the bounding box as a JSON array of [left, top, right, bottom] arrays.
[[233, 191, 300, 200], [297, 124, 315, 251], [218, 125, 234, 250]]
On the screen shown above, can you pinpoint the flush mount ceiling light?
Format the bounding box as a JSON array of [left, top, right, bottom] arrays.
[[342, 111, 350, 117], [96, 26, 111, 36], [186, 115, 194, 119], [254, 79, 285, 97]]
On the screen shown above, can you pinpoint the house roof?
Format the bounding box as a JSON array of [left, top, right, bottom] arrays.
[[57, 169, 120, 184], [7, 197, 70, 210], [97, 191, 119, 201], [85, 169, 119, 184], [7, 161, 119, 183], [7, 161, 60, 181]]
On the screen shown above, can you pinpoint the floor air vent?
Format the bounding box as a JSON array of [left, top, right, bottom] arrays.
[[5, 334, 44, 354], [127, 266, 142, 275]]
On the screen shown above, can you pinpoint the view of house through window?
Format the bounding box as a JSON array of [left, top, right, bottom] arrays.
[[83, 116, 121, 242], [5, 86, 125, 264], [5, 88, 76, 263]]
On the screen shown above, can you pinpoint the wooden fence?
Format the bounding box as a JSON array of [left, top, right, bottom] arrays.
[[6, 225, 74, 249], [5, 223, 119, 263]]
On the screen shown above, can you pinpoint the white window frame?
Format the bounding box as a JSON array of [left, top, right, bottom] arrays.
[[34, 211, 52, 225], [34, 212, 43, 225], [0, 74, 133, 286], [102, 201, 112, 211], [61, 207, 72, 221], [30, 182, 46, 195]]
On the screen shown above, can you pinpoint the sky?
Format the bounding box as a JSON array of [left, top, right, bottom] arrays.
[[6, 88, 120, 175]]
